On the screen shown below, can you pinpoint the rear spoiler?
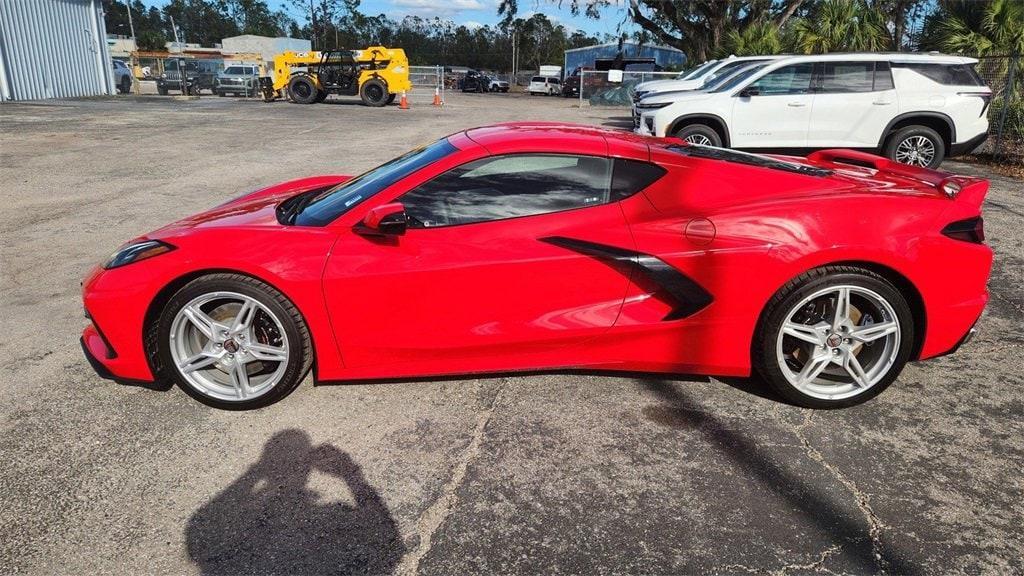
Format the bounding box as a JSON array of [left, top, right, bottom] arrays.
[[805, 149, 979, 200]]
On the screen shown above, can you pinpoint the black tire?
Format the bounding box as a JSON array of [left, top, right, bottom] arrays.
[[884, 125, 945, 168], [288, 75, 319, 104], [217, 91, 225, 97], [148, 273, 313, 410], [360, 78, 389, 107], [674, 124, 722, 147], [119, 77, 131, 94], [753, 266, 914, 409], [157, 85, 168, 96]]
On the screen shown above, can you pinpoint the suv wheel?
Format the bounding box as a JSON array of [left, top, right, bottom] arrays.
[[674, 124, 722, 147], [885, 125, 945, 168]]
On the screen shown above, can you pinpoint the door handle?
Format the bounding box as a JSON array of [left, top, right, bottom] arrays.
[[872, 101, 892, 106], [787, 101, 806, 107]]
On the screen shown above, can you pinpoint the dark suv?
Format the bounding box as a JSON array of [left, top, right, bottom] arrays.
[[157, 58, 219, 95]]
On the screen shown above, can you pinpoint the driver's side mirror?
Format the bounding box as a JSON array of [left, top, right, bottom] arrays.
[[355, 202, 407, 236], [739, 87, 760, 97]]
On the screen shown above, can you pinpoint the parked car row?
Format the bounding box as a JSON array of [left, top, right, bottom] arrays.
[[632, 52, 992, 168]]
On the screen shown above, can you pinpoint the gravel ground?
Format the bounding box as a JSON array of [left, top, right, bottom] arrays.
[[1, 91, 1022, 575]]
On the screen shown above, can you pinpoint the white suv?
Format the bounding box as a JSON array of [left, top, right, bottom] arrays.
[[635, 53, 992, 167], [631, 55, 787, 101], [528, 76, 561, 96]]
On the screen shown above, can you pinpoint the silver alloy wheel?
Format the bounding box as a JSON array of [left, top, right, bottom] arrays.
[[684, 133, 714, 146], [894, 135, 936, 167], [169, 291, 289, 402], [775, 285, 901, 400]]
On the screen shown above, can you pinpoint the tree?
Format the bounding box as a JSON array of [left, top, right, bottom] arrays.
[[162, 0, 239, 46], [718, 20, 782, 57], [226, 0, 292, 37], [922, 0, 1024, 56], [789, 0, 890, 53]]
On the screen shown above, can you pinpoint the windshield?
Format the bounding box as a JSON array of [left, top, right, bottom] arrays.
[[224, 66, 249, 74], [710, 64, 768, 92], [531, 76, 544, 82], [292, 138, 459, 226], [679, 60, 717, 80], [702, 59, 770, 86]]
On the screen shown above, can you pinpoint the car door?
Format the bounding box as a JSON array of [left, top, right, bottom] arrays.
[[729, 62, 814, 148], [322, 153, 635, 370], [807, 61, 898, 147]]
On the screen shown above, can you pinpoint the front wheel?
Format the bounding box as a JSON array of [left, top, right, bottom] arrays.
[[753, 266, 914, 409], [360, 79, 388, 107], [674, 124, 722, 147], [288, 75, 319, 104], [150, 274, 312, 409]]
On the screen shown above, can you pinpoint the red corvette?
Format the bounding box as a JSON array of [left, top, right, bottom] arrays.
[[81, 123, 991, 409]]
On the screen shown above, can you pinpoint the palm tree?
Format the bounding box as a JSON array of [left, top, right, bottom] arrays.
[[718, 20, 783, 57], [788, 0, 890, 54], [926, 0, 1024, 56]]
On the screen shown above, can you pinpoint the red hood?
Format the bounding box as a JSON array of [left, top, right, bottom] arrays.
[[150, 175, 351, 235]]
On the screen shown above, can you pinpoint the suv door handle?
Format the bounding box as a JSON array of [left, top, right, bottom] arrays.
[[787, 101, 806, 107], [872, 101, 892, 106]]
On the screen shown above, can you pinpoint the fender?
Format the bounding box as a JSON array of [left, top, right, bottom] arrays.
[[667, 113, 731, 146], [876, 112, 956, 150]]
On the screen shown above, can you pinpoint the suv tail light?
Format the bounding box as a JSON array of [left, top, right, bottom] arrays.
[[942, 216, 985, 243]]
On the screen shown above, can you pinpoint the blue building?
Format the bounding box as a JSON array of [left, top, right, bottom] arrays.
[[563, 42, 687, 76]]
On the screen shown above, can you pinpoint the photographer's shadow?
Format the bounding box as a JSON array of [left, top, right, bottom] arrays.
[[186, 429, 404, 575]]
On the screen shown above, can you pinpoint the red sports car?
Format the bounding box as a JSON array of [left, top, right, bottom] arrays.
[[81, 123, 991, 409]]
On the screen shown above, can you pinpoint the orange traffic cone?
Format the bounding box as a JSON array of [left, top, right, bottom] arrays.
[[399, 91, 409, 110], [432, 87, 442, 106]]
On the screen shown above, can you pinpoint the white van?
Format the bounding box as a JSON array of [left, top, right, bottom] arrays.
[[528, 76, 561, 96]]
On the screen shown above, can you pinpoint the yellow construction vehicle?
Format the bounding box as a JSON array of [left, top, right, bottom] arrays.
[[259, 46, 411, 106]]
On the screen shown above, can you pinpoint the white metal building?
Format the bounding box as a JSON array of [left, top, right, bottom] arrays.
[[220, 35, 310, 80], [0, 0, 116, 101]]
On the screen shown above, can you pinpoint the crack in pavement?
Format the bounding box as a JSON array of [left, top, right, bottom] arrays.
[[396, 379, 506, 576], [773, 544, 842, 575], [793, 412, 889, 575]]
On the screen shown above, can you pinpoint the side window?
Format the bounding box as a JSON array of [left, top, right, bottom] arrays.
[[874, 61, 895, 90], [893, 62, 985, 86], [610, 159, 667, 201], [400, 154, 612, 228], [817, 61, 875, 93], [748, 63, 813, 95]]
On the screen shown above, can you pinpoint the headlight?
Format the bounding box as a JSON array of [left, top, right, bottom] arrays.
[[160, 73, 167, 79], [636, 101, 670, 110], [104, 240, 175, 269]]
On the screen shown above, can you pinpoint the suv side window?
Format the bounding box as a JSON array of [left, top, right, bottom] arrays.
[[816, 61, 876, 93], [874, 61, 895, 90], [400, 154, 612, 228], [892, 62, 985, 86], [747, 63, 813, 95]]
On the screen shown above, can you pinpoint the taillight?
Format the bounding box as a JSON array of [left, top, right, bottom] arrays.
[[941, 216, 985, 243]]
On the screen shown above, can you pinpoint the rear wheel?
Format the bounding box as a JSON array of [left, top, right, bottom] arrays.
[[150, 274, 312, 410], [360, 79, 388, 107], [885, 125, 945, 168], [119, 77, 131, 94], [288, 74, 319, 104], [674, 124, 721, 147], [754, 266, 913, 409]]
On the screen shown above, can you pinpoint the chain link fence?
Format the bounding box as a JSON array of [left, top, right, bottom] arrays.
[[578, 70, 680, 106], [972, 54, 1021, 167]]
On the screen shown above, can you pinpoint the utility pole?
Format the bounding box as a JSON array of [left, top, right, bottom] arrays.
[[122, 0, 139, 94]]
